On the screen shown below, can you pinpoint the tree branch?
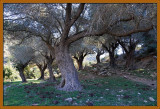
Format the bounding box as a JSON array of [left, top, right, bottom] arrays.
[[65, 3, 72, 24], [73, 56, 78, 61], [107, 25, 153, 37], [69, 3, 85, 27], [61, 3, 85, 43], [117, 40, 129, 53]]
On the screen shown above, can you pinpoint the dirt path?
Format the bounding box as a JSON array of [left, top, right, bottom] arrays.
[[120, 74, 157, 88], [80, 70, 157, 88]]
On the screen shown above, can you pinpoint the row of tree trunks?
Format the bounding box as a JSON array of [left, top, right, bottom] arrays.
[[4, 3, 155, 91], [19, 59, 56, 83]]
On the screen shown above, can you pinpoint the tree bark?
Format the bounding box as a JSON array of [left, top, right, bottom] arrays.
[[125, 50, 135, 69], [74, 55, 84, 70], [55, 44, 82, 91], [109, 53, 116, 68], [47, 61, 56, 82], [118, 39, 137, 69], [96, 54, 101, 64], [77, 59, 83, 70], [59, 77, 65, 88], [19, 68, 27, 83], [37, 64, 47, 80], [102, 43, 118, 67], [38, 69, 45, 80]]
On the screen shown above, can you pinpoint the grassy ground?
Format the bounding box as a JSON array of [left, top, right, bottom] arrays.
[[4, 71, 157, 106], [129, 69, 157, 80]]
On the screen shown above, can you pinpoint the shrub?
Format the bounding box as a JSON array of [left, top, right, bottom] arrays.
[[24, 66, 36, 79], [3, 67, 12, 79], [3, 66, 20, 81]]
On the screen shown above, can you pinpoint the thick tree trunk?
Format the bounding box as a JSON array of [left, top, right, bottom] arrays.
[[55, 45, 82, 91], [19, 68, 27, 83], [47, 62, 56, 82], [59, 77, 65, 88], [96, 54, 100, 64], [109, 53, 116, 68]]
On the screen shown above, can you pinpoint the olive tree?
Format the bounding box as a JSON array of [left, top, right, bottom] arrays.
[[83, 37, 105, 64], [29, 37, 56, 82], [4, 3, 156, 91], [33, 54, 47, 80], [9, 45, 35, 82], [70, 39, 94, 70], [98, 35, 119, 68]]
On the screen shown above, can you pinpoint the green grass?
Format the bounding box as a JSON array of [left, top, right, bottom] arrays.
[[129, 69, 157, 80], [4, 74, 157, 106]]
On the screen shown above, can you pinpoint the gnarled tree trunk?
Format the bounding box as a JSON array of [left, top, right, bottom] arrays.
[[55, 45, 82, 91]]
